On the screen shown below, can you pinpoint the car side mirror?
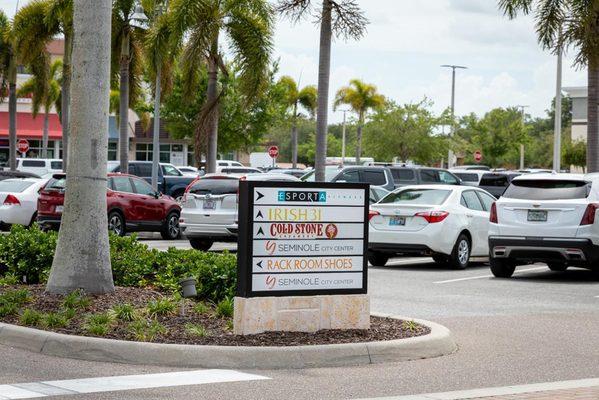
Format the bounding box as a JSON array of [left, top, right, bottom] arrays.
[[154, 192, 161, 199]]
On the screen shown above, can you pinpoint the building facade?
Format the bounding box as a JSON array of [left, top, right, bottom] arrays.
[[563, 86, 589, 142]]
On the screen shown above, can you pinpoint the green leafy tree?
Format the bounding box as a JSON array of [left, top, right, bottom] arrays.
[[164, 0, 275, 171], [498, 0, 599, 171], [278, 76, 317, 168], [334, 79, 385, 164], [563, 138, 587, 171], [17, 60, 62, 158], [276, 0, 368, 181]]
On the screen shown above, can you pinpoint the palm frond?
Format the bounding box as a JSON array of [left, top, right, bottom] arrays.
[[497, 0, 534, 18], [12, 0, 56, 65], [298, 84, 317, 117]]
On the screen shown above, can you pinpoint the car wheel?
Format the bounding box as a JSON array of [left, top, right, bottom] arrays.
[[547, 262, 568, 272], [189, 238, 214, 251], [432, 254, 448, 265], [449, 234, 470, 269], [490, 258, 516, 278], [160, 212, 181, 240], [368, 252, 389, 267], [108, 211, 126, 236]]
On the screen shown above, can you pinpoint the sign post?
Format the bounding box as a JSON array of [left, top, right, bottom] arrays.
[[268, 145, 278, 168], [17, 139, 29, 156], [235, 181, 370, 335]]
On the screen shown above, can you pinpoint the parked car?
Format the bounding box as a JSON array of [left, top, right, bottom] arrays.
[[108, 161, 195, 200], [452, 165, 491, 171], [368, 185, 496, 268], [215, 166, 263, 175], [516, 168, 554, 174], [450, 169, 487, 187], [178, 166, 200, 176], [488, 173, 599, 277], [0, 178, 48, 229], [301, 166, 395, 191], [37, 173, 181, 239], [300, 165, 342, 182], [217, 160, 243, 167], [273, 168, 307, 178], [389, 166, 462, 188], [180, 173, 300, 250], [369, 186, 389, 204], [478, 172, 521, 198], [0, 170, 41, 180], [16, 158, 62, 176]]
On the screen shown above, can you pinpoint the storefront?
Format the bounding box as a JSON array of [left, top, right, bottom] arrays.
[[133, 119, 189, 166], [0, 112, 63, 164]]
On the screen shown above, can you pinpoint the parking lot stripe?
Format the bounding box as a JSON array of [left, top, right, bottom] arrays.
[[433, 266, 548, 284], [0, 370, 269, 399]]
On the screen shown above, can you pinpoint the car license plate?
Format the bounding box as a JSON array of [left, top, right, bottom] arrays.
[[55, 205, 64, 213], [527, 210, 547, 222], [389, 216, 406, 226], [203, 200, 216, 210]]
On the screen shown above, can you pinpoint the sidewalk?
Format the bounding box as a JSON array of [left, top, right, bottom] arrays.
[[473, 386, 599, 399]]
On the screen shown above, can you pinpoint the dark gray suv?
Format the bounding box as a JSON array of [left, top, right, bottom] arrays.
[[389, 166, 462, 189]]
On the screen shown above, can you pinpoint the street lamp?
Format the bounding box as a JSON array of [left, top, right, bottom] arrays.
[[441, 65, 467, 168], [553, 45, 563, 172]]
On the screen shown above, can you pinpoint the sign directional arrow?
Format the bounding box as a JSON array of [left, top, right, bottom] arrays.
[[256, 210, 264, 219], [256, 227, 265, 236], [255, 191, 264, 201], [256, 261, 263, 269]]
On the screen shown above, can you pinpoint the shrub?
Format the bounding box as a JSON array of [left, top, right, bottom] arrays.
[[0, 289, 31, 306], [42, 312, 68, 328], [146, 298, 177, 318], [215, 297, 234, 319], [83, 313, 115, 336], [127, 319, 167, 342], [0, 225, 57, 283], [62, 307, 77, 320], [20, 309, 43, 326], [0, 274, 19, 286], [193, 302, 211, 315], [185, 323, 208, 337], [0, 303, 17, 317], [111, 303, 137, 322], [62, 290, 91, 310]]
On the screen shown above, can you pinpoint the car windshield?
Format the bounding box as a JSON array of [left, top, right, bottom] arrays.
[[301, 168, 341, 182], [46, 177, 66, 191], [188, 178, 239, 195], [480, 174, 509, 187], [503, 179, 590, 200], [162, 164, 182, 176], [379, 189, 451, 205], [0, 180, 34, 192]]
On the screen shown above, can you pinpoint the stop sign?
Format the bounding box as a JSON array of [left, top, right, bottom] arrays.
[[474, 150, 482, 162], [17, 139, 29, 154], [268, 145, 279, 159]]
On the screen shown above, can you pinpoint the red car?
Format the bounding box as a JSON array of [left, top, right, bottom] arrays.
[[37, 173, 181, 239]]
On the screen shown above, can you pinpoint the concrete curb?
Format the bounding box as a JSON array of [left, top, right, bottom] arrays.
[[0, 315, 457, 369]]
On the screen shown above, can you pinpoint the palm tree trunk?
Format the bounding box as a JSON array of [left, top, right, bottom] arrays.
[[314, 0, 332, 181], [42, 111, 49, 158], [46, 0, 114, 294], [8, 60, 16, 171], [291, 102, 298, 168], [205, 38, 220, 174], [118, 30, 130, 172], [61, 32, 73, 172], [587, 60, 599, 173], [355, 113, 364, 165]]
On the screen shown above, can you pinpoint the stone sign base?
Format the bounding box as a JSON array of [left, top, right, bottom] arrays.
[[233, 294, 370, 335]]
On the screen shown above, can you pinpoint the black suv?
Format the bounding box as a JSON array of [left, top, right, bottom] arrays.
[[389, 166, 461, 188], [329, 166, 395, 191], [478, 172, 521, 198]]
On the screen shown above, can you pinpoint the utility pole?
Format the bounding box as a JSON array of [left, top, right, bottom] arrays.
[[553, 45, 563, 172], [441, 65, 467, 168], [516, 105, 529, 170]]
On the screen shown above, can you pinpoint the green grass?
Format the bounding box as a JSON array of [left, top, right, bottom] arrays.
[[82, 313, 115, 337], [215, 298, 233, 318], [0, 289, 31, 306], [112, 303, 138, 322], [402, 320, 419, 333], [185, 323, 208, 337], [0, 303, 18, 317], [84, 322, 111, 336], [85, 312, 114, 326], [127, 319, 167, 342], [146, 298, 177, 318], [0, 274, 19, 287], [20, 309, 43, 326], [42, 312, 68, 328], [61, 290, 91, 310], [193, 301, 211, 315], [62, 307, 77, 320]]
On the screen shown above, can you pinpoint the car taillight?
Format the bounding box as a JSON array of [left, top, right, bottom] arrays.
[[4, 194, 20, 206], [490, 202, 498, 223], [415, 211, 449, 223], [580, 203, 599, 225], [368, 210, 380, 221]]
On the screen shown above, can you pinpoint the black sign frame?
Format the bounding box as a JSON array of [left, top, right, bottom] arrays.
[[237, 181, 369, 298]]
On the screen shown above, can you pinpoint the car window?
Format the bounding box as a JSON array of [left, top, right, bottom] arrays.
[[21, 160, 45, 167], [0, 180, 34, 192], [439, 170, 459, 185], [50, 161, 62, 170], [390, 169, 415, 181], [362, 170, 387, 186], [221, 168, 259, 174], [420, 169, 440, 183], [379, 189, 451, 205], [337, 170, 360, 182], [461, 191, 484, 211], [477, 191, 496, 211], [480, 174, 509, 187], [45, 177, 66, 191], [301, 168, 340, 182], [188, 178, 239, 195], [218, 162, 227, 166], [454, 172, 479, 183], [503, 179, 590, 200], [162, 164, 182, 176], [131, 177, 155, 196], [112, 176, 134, 193]]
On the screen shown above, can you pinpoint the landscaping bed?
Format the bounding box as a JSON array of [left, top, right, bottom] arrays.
[[0, 285, 430, 346]]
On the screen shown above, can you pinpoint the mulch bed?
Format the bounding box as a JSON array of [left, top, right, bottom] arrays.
[[0, 285, 430, 347]]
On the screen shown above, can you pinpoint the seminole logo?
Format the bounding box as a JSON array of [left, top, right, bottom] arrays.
[[265, 275, 276, 290], [277, 190, 326, 202], [265, 240, 276, 255], [325, 223, 338, 239]]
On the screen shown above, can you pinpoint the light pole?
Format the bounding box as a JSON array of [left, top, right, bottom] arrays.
[[339, 109, 350, 166], [553, 45, 563, 172], [516, 105, 529, 170], [441, 65, 467, 169], [131, 3, 166, 191]]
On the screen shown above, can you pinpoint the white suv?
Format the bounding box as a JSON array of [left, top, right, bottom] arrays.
[[179, 173, 299, 251], [488, 173, 599, 277]]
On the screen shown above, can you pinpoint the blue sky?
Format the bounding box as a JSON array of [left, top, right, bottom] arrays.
[[1, 0, 588, 123]]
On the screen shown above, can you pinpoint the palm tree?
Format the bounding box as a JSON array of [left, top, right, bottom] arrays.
[[17, 60, 62, 158], [13, 0, 74, 171], [279, 76, 317, 168], [276, 0, 368, 181], [164, 0, 274, 172], [46, 0, 114, 294], [0, 11, 18, 170], [334, 79, 385, 164], [498, 0, 599, 172], [112, 0, 145, 172]]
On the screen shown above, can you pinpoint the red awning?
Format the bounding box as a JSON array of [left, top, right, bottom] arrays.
[[0, 112, 62, 139]]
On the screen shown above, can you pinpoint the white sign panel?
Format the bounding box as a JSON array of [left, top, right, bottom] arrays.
[[251, 272, 364, 292]]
